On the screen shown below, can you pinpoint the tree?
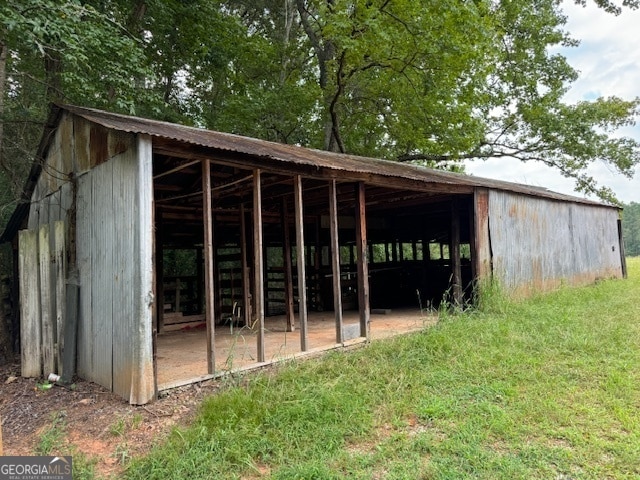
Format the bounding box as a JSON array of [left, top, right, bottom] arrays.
[[622, 202, 640, 257]]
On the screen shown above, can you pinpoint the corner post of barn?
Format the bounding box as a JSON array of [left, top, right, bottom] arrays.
[[450, 199, 463, 307], [329, 179, 343, 343], [355, 182, 370, 339], [202, 159, 216, 373], [294, 175, 308, 351], [253, 169, 265, 362]]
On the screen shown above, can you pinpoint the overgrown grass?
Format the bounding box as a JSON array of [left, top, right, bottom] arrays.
[[126, 258, 640, 479], [35, 411, 99, 480]]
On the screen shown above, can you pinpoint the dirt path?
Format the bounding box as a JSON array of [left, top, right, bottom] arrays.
[[0, 359, 224, 478]]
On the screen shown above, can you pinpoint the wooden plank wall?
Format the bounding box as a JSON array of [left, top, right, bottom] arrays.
[[18, 230, 41, 377], [18, 222, 67, 378]]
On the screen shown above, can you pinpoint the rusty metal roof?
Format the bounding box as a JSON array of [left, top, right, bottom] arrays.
[[0, 104, 617, 243], [63, 104, 611, 205]]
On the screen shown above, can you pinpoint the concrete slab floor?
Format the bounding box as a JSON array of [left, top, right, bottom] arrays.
[[156, 308, 436, 389]]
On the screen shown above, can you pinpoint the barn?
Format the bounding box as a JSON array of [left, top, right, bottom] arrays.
[[0, 104, 626, 404]]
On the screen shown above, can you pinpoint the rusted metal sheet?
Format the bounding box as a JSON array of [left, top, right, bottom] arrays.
[[61, 104, 610, 207], [473, 188, 491, 281], [488, 190, 623, 296]]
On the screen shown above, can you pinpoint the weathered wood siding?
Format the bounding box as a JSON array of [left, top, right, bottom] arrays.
[[488, 190, 623, 295], [18, 222, 67, 378], [23, 111, 154, 403], [76, 134, 154, 404]]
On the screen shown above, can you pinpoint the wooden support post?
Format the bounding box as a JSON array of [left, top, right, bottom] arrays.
[[329, 180, 343, 343], [294, 175, 308, 351], [253, 169, 265, 361], [202, 159, 216, 374], [355, 183, 370, 339], [281, 198, 295, 332], [450, 199, 463, 307], [240, 204, 251, 327]]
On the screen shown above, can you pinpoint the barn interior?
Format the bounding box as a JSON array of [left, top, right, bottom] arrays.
[[152, 144, 476, 387]]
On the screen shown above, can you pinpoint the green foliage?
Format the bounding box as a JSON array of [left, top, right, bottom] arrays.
[[1, 0, 639, 226], [126, 259, 640, 479], [622, 202, 640, 256]]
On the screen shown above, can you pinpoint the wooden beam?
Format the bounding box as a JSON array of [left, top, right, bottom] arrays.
[[294, 175, 308, 351], [450, 199, 463, 306], [281, 198, 295, 332], [355, 182, 370, 339], [153, 160, 200, 180], [329, 180, 343, 343], [253, 169, 265, 361], [202, 159, 216, 374]]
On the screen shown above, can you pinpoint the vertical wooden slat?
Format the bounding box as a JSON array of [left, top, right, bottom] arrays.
[[355, 182, 370, 339], [202, 159, 216, 373], [19, 229, 41, 377], [39, 225, 55, 375], [253, 169, 265, 361], [53, 221, 66, 374], [329, 180, 343, 343], [450, 200, 463, 306], [281, 198, 295, 332], [294, 175, 308, 351], [240, 204, 251, 327]]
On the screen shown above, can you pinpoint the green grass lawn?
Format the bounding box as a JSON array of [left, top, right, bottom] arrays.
[[125, 258, 640, 479]]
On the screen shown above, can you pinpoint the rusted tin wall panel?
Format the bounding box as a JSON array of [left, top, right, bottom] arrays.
[[473, 189, 491, 281], [488, 190, 622, 296]]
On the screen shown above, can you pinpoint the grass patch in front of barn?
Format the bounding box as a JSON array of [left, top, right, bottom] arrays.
[[124, 258, 640, 479]]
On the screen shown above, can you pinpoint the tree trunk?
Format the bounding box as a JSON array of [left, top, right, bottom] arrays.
[[0, 42, 7, 172]]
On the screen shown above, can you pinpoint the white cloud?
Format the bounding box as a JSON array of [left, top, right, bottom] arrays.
[[465, 1, 640, 204]]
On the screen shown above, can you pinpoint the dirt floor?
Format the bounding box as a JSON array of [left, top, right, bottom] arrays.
[[157, 308, 431, 387], [0, 309, 435, 478]]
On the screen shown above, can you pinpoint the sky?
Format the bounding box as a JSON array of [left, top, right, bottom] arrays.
[[464, 1, 640, 204]]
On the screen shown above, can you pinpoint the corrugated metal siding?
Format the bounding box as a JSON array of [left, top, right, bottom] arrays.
[[488, 190, 622, 295], [76, 173, 92, 379], [75, 133, 154, 403]]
